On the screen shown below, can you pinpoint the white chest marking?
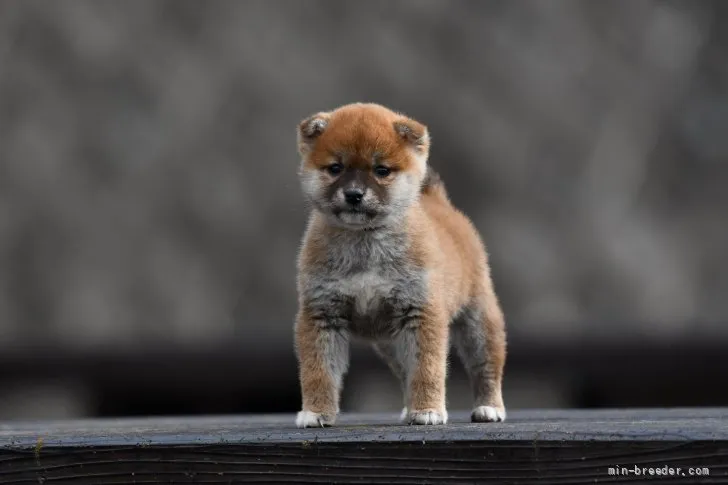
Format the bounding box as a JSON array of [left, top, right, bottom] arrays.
[[337, 271, 394, 315]]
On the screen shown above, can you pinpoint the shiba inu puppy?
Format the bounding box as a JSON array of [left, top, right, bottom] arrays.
[[294, 103, 506, 427]]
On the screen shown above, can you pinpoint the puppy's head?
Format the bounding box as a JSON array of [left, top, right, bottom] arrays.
[[297, 103, 430, 230]]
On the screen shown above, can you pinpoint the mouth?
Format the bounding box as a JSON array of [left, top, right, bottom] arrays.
[[331, 206, 379, 226], [333, 205, 377, 215]]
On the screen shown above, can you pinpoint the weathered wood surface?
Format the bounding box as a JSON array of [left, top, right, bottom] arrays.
[[0, 408, 726, 483]]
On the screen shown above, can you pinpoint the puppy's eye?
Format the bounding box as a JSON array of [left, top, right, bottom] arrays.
[[326, 163, 343, 175], [374, 165, 391, 177]]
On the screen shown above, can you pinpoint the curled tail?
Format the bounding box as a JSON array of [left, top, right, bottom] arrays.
[[420, 166, 449, 202]]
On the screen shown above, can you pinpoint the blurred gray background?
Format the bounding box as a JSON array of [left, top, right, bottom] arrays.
[[0, 0, 726, 420]]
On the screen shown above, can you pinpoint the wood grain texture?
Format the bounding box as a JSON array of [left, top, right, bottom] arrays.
[[0, 409, 727, 484]]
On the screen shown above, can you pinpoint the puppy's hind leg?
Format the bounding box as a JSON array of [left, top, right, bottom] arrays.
[[372, 340, 411, 422], [452, 288, 507, 423]]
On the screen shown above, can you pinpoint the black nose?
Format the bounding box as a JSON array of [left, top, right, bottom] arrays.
[[344, 188, 365, 205]]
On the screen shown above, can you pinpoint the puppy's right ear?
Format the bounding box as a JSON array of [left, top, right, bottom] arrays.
[[297, 112, 330, 156]]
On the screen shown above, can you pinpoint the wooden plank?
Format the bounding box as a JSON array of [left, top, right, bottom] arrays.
[[0, 409, 726, 483]]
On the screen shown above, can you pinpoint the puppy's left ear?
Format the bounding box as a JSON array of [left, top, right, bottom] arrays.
[[297, 112, 330, 156], [393, 118, 430, 154]]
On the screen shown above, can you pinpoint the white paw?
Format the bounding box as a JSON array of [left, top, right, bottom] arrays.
[[407, 409, 448, 425], [471, 405, 506, 423], [295, 410, 336, 428], [399, 407, 409, 422]]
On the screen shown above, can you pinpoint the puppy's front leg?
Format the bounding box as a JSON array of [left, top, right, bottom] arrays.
[[294, 310, 349, 428], [404, 307, 449, 425]]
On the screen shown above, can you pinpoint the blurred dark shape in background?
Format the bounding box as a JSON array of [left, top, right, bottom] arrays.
[[0, 0, 726, 420]]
